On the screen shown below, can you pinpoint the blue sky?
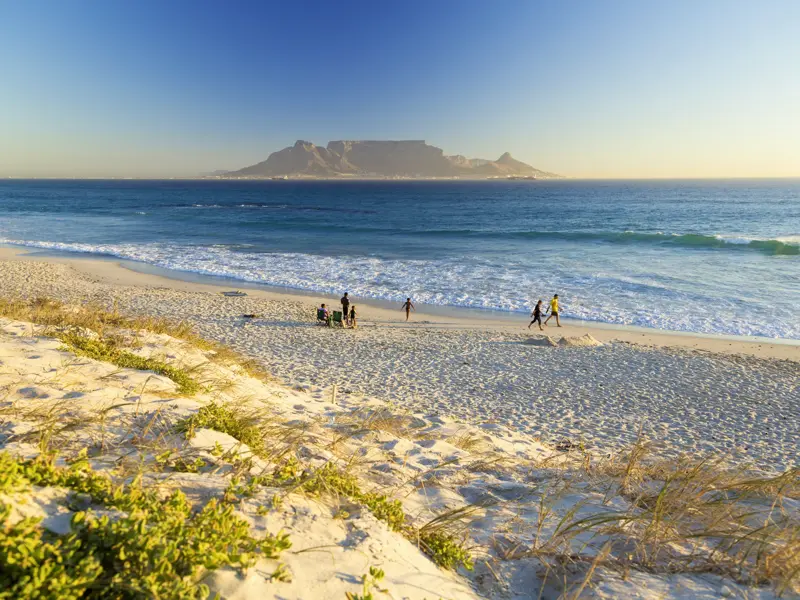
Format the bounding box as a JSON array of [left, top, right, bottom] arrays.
[[1, 0, 799, 177]]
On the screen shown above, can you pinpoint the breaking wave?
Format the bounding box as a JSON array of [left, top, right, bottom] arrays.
[[418, 230, 800, 255]]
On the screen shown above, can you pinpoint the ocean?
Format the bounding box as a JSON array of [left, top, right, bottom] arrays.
[[1, 178, 798, 340]]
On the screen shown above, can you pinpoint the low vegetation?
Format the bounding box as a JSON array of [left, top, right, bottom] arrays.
[[286, 460, 472, 570], [0, 296, 271, 382], [58, 331, 201, 394], [346, 566, 388, 600], [529, 439, 800, 597], [175, 402, 265, 456], [0, 452, 291, 600], [0, 297, 193, 341], [176, 405, 473, 571]]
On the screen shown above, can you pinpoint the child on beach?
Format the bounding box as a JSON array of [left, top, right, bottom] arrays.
[[528, 300, 544, 330], [349, 305, 357, 328], [401, 297, 415, 321], [544, 294, 562, 327]]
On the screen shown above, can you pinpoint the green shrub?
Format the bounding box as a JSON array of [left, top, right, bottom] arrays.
[[0, 505, 103, 600], [0, 452, 30, 495], [59, 333, 200, 395], [175, 402, 265, 457], [0, 452, 291, 599], [298, 463, 405, 532], [417, 530, 473, 571]]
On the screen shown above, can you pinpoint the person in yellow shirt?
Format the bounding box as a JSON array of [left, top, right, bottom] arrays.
[[544, 294, 562, 327]]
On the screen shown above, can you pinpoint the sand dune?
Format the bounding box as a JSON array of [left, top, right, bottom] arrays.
[[1, 306, 797, 598]]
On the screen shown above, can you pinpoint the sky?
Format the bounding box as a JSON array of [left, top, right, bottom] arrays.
[[1, 0, 799, 179]]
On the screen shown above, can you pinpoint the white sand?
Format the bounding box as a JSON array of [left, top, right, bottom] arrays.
[[1, 312, 795, 598], [1, 247, 797, 473]]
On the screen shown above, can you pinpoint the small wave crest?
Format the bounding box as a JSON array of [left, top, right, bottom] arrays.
[[173, 202, 378, 215], [414, 229, 800, 255], [537, 231, 798, 254]]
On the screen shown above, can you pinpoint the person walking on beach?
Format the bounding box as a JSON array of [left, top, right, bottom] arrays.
[[349, 305, 357, 329], [528, 300, 544, 330], [401, 297, 415, 321], [544, 294, 562, 327], [340, 292, 350, 325]]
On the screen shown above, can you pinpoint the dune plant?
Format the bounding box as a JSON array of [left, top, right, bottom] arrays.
[[532, 456, 800, 596], [0, 452, 292, 600], [300, 463, 407, 533], [58, 331, 200, 395], [345, 566, 388, 600], [0, 296, 271, 382], [175, 401, 265, 456], [173, 397, 475, 572]]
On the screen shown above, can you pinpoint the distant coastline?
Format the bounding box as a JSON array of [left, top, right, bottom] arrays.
[[2, 175, 561, 181], [207, 174, 550, 181], [9, 176, 800, 182], [224, 139, 562, 179]]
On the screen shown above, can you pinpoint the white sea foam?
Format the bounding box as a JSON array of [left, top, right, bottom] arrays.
[[716, 232, 800, 246], [777, 235, 800, 244], [714, 235, 752, 245], [2, 238, 798, 340]]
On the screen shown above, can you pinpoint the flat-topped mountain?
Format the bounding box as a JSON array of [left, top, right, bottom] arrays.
[[228, 140, 560, 179]]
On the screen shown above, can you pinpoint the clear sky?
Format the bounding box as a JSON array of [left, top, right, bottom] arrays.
[[1, 0, 799, 178]]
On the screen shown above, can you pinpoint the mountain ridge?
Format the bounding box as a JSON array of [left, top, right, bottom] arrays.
[[227, 140, 560, 179]]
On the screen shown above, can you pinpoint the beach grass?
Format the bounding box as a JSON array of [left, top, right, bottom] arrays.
[[58, 331, 201, 394], [0, 296, 272, 382], [525, 447, 800, 596]]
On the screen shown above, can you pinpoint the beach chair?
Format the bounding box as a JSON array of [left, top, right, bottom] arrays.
[[316, 309, 329, 325], [331, 311, 344, 327]]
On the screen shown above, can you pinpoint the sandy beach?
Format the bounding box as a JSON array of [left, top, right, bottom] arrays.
[[1, 245, 798, 599], [1, 246, 797, 472]]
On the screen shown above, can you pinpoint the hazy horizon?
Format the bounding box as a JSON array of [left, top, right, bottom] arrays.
[[2, 0, 799, 179]]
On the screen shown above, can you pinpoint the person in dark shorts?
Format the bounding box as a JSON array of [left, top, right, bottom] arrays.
[[528, 299, 544, 330], [340, 292, 350, 325], [544, 294, 562, 327], [349, 305, 357, 328], [401, 297, 415, 321]]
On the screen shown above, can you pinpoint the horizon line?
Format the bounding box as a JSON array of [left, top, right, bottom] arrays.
[[3, 175, 800, 182]]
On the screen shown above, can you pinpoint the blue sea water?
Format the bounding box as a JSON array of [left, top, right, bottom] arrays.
[[0, 178, 798, 340]]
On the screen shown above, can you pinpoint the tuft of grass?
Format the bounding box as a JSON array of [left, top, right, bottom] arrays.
[[447, 430, 489, 453], [0, 451, 291, 600], [414, 504, 482, 572], [0, 297, 192, 340], [269, 459, 472, 571], [327, 408, 424, 452], [537, 456, 800, 596], [58, 332, 200, 395], [175, 402, 266, 457], [0, 296, 272, 383], [299, 463, 407, 533]]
